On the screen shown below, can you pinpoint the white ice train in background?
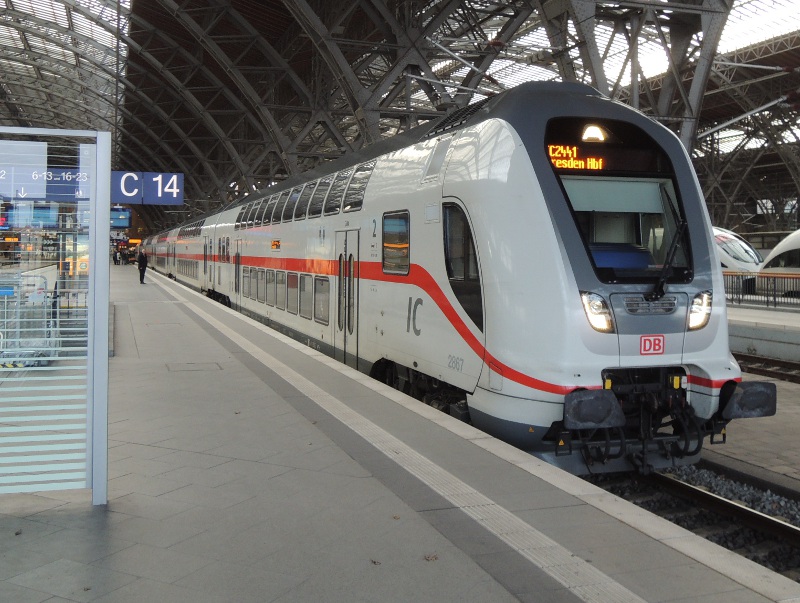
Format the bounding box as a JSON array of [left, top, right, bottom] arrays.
[[713, 227, 763, 272], [759, 228, 800, 274], [144, 81, 776, 475]]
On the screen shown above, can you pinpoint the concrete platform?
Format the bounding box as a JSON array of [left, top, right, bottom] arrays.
[[728, 305, 800, 362], [1, 265, 799, 602], [708, 306, 800, 490]]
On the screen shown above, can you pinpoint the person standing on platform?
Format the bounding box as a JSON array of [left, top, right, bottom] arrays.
[[136, 248, 148, 284]]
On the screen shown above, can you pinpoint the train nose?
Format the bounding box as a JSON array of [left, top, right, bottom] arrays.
[[610, 293, 688, 365]]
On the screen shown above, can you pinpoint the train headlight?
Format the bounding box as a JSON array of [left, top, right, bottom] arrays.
[[688, 291, 713, 331], [581, 124, 608, 142], [580, 292, 615, 333]]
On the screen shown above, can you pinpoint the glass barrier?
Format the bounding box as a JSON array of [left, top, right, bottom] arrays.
[[0, 130, 109, 503]]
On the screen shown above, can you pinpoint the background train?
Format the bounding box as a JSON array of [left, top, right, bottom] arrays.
[[713, 227, 763, 272], [760, 228, 800, 274], [144, 81, 776, 475]]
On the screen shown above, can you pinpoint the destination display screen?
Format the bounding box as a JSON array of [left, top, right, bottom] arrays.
[[548, 145, 605, 170], [545, 118, 673, 174]]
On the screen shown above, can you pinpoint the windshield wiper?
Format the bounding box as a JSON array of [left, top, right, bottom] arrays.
[[645, 219, 687, 301]]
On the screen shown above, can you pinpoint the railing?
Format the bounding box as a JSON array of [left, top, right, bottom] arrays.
[[723, 272, 800, 308]]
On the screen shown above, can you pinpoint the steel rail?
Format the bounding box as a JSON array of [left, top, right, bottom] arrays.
[[650, 472, 800, 548]]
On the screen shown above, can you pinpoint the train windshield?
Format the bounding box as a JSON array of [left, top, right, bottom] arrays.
[[714, 229, 762, 266], [546, 117, 691, 284]]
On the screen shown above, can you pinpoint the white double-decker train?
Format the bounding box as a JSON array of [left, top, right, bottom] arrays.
[[144, 81, 775, 475]]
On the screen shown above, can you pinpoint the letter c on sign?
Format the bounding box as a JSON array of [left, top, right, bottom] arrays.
[[120, 172, 140, 197]]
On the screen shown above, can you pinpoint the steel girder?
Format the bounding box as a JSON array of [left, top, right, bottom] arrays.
[[0, 0, 797, 234], [693, 31, 800, 230]]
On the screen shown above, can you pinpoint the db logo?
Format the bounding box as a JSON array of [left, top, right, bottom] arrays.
[[640, 334, 665, 355]]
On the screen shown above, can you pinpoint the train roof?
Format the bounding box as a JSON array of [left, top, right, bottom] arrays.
[[154, 80, 606, 238]]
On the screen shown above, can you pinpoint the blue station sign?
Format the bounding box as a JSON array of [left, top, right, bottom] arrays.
[[111, 171, 184, 206]]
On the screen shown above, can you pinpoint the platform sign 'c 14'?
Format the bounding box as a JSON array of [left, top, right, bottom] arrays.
[[111, 171, 184, 205]]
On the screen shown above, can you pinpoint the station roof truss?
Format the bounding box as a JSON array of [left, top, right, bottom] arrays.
[[0, 0, 797, 233]]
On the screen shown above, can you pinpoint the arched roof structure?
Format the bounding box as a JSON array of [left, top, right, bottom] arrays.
[[0, 0, 798, 234]]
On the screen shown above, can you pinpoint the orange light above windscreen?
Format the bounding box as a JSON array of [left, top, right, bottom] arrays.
[[548, 145, 605, 170]]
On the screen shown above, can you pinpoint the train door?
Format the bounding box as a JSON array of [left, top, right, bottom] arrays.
[[203, 236, 209, 288], [334, 229, 359, 368], [233, 239, 242, 308], [209, 236, 215, 290]]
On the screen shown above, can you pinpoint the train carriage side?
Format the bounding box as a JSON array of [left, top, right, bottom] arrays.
[[357, 134, 484, 399], [172, 218, 207, 288]]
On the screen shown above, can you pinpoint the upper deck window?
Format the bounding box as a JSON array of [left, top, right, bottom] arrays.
[[294, 181, 318, 220], [343, 161, 376, 213], [324, 168, 354, 216], [308, 176, 332, 218]]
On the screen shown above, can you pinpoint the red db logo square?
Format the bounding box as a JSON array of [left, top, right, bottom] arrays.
[[640, 334, 665, 355]]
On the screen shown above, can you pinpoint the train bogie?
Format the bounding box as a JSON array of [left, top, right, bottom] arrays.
[[144, 81, 776, 476]]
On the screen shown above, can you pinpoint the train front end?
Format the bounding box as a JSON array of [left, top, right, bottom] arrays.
[[455, 84, 776, 475], [541, 106, 776, 473]]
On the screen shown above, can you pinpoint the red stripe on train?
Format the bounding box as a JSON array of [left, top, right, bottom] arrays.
[[159, 252, 737, 395]]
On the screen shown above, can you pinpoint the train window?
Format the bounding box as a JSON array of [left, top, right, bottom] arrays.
[[443, 203, 483, 331], [545, 117, 691, 284], [308, 175, 333, 218], [257, 269, 266, 303], [338, 254, 345, 330], [562, 176, 689, 279], [254, 195, 271, 226], [246, 200, 262, 228], [299, 274, 312, 319], [272, 190, 290, 224], [226, 237, 231, 262], [324, 167, 354, 215], [282, 186, 303, 222], [314, 277, 330, 325], [266, 270, 276, 306], [262, 195, 279, 225], [348, 254, 355, 335], [242, 267, 251, 298], [287, 273, 299, 314], [343, 161, 376, 213], [294, 181, 317, 220], [300, 274, 314, 319], [235, 205, 248, 230], [382, 211, 410, 275], [276, 271, 286, 310]]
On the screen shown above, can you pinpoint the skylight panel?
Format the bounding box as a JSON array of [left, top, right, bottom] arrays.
[[23, 0, 70, 30], [0, 24, 22, 47], [719, 0, 800, 53]]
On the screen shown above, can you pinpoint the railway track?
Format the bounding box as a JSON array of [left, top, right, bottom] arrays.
[[733, 352, 800, 383], [594, 469, 800, 580]]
